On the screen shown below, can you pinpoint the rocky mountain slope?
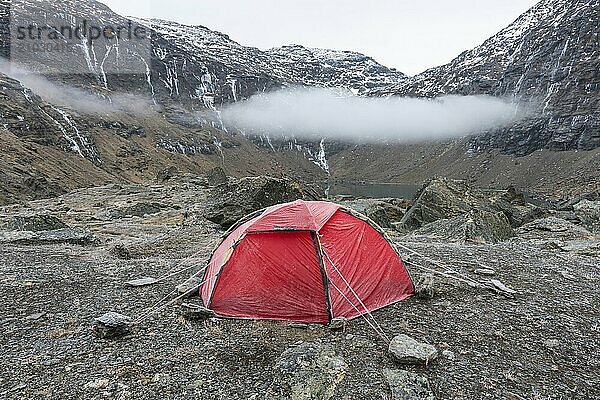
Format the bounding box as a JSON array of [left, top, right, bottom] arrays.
[[0, 68, 326, 205], [373, 0, 600, 155], [0, 0, 407, 204], [0, 0, 598, 205], [142, 18, 406, 97]]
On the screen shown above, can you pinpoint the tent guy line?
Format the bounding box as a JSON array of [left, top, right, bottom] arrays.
[[323, 249, 390, 342]]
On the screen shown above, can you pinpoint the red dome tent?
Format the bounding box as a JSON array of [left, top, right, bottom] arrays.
[[200, 200, 414, 324]]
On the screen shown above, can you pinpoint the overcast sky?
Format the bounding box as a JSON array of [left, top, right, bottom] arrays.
[[101, 0, 539, 76]]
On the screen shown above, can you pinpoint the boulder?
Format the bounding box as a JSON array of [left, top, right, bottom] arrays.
[[206, 166, 229, 186], [413, 210, 514, 244], [399, 179, 543, 231], [156, 166, 178, 182], [389, 334, 438, 366], [384, 369, 435, 400], [498, 203, 547, 228], [206, 176, 315, 228], [400, 179, 478, 231], [517, 217, 594, 241], [7, 214, 68, 231], [487, 186, 546, 227], [110, 243, 132, 260], [340, 198, 408, 229], [274, 342, 348, 400], [0, 227, 94, 245], [573, 200, 600, 233]]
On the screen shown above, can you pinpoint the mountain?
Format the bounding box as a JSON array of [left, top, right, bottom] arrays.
[[0, 0, 598, 205], [142, 18, 407, 96], [0, 0, 409, 204], [373, 0, 600, 155]]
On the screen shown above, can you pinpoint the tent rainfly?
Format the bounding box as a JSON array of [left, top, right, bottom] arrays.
[[199, 200, 415, 324]]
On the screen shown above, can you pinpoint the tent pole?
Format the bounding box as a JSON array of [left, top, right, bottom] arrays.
[[311, 232, 334, 322]]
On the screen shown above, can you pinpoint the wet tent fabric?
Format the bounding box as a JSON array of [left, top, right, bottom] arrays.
[[247, 201, 340, 232], [210, 231, 330, 323], [200, 200, 414, 323], [320, 211, 414, 318]]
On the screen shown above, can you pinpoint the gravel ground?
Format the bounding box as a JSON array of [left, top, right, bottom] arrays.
[[0, 184, 598, 399]]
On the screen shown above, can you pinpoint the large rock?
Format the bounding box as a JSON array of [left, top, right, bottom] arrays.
[[573, 200, 600, 233], [0, 227, 95, 245], [399, 179, 479, 231], [414, 210, 514, 244], [384, 369, 435, 400], [206, 166, 229, 186], [7, 214, 68, 231], [273, 342, 348, 400], [487, 187, 547, 228], [206, 176, 316, 228], [389, 335, 438, 366], [399, 179, 543, 231], [517, 217, 594, 241], [340, 198, 409, 229]]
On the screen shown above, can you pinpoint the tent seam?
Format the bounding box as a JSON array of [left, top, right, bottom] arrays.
[[312, 231, 333, 323]]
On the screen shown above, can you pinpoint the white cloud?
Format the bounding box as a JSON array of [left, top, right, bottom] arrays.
[[222, 87, 530, 141]]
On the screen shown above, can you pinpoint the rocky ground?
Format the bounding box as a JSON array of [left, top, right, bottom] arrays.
[[0, 179, 598, 400]]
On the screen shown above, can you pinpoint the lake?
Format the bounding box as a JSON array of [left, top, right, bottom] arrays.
[[325, 181, 420, 199]]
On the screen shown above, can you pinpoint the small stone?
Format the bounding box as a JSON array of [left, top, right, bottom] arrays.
[[84, 378, 110, 390], [345, 334, 355, 341], [442, 350, 456, 360], [110, 243, 132, 260], [474, 268, 496, 276], [329, 317, 348, 331], [92, 312, 132, 339], [489, 279, 517, 295], [26, 312, 46, 321], [389, 334, 438, 366], [181, 303, 216, 320], [125, 277, 158, 287], [384, 369, 435, 400], [414, 274, 435, 299]]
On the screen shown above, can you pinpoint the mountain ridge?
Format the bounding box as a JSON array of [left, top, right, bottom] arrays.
[[0, 0, 598, 205], [372, 0, 599, 155]]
